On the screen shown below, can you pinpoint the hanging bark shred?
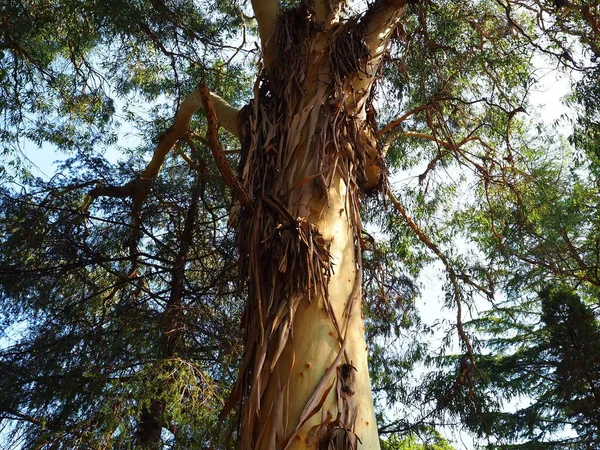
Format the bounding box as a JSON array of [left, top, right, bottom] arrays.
[[303, 363, 360, 450]]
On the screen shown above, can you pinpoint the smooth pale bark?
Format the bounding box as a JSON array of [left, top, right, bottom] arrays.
[[140, 88, 239, 181], [257, 172, 378, 450], [251, 0, 279, 72], [266, 29, 378, 448], [236, 63, 381, 448]]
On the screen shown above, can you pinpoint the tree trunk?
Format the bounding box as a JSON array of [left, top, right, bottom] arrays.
[[138, 399, 166, 449], [255, 172, 380, 450], [79, 1, 408, 447], [137, 167, 204, 448], [223, 3, 409, 448]]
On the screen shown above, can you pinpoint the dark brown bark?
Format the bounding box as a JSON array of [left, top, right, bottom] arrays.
[[138, 399, 166, 449], [136, 160, 205, 449]]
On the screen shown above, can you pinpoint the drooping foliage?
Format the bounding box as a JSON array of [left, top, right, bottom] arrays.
[[432, 287, 600, 449], [381, 428, 455, 450], [1, 0, 599, 449], [0, 148, 244, 447]]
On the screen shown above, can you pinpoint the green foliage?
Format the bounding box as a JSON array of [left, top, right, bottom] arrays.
[[485, 286, 600, 448], [381, 429, 455, 450], [362, 239, 431, 413], [0, 151, 244, 448], [427, 286, 600, 449]]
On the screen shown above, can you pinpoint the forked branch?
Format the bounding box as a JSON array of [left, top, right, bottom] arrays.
[[83, 85, 241, 272], [87, 85, 240, 204], [134, 86, 239, 182]]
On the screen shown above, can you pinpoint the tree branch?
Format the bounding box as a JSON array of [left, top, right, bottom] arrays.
[[86, 85, 239, 205], [199, 82, 254, 212], [251, 0, 279, 72], [385, 186, 477, 368], [352, 0, 410, 94], [1, 409, 43, 427], [207, 92, 241, 137], [83, 86, 240, 274], [378, 103, 430, 137], [137, 87, 239, 185], [344, 0, 411, 189]]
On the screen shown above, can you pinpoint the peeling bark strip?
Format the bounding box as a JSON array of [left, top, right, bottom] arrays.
[[223, 1, 409, 449], [200, 81, 253, 211]]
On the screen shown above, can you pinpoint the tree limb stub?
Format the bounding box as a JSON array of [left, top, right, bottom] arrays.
[[199, 81, 254, 212]]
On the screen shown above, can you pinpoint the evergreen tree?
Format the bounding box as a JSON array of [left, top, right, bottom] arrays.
[[442, 287, 600, 449]]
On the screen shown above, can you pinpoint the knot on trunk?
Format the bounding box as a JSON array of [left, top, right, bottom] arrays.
[[339, 363, 357, 397]]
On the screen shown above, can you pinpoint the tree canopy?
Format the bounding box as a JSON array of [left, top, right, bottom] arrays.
[[1, 0, 599, 449]]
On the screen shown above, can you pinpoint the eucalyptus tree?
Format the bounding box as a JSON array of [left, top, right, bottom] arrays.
[[1, 0, 599, 449]]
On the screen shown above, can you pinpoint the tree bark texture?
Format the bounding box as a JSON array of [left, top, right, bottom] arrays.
[[224, 2, 408, 449], [81, 1, 409, 447]]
